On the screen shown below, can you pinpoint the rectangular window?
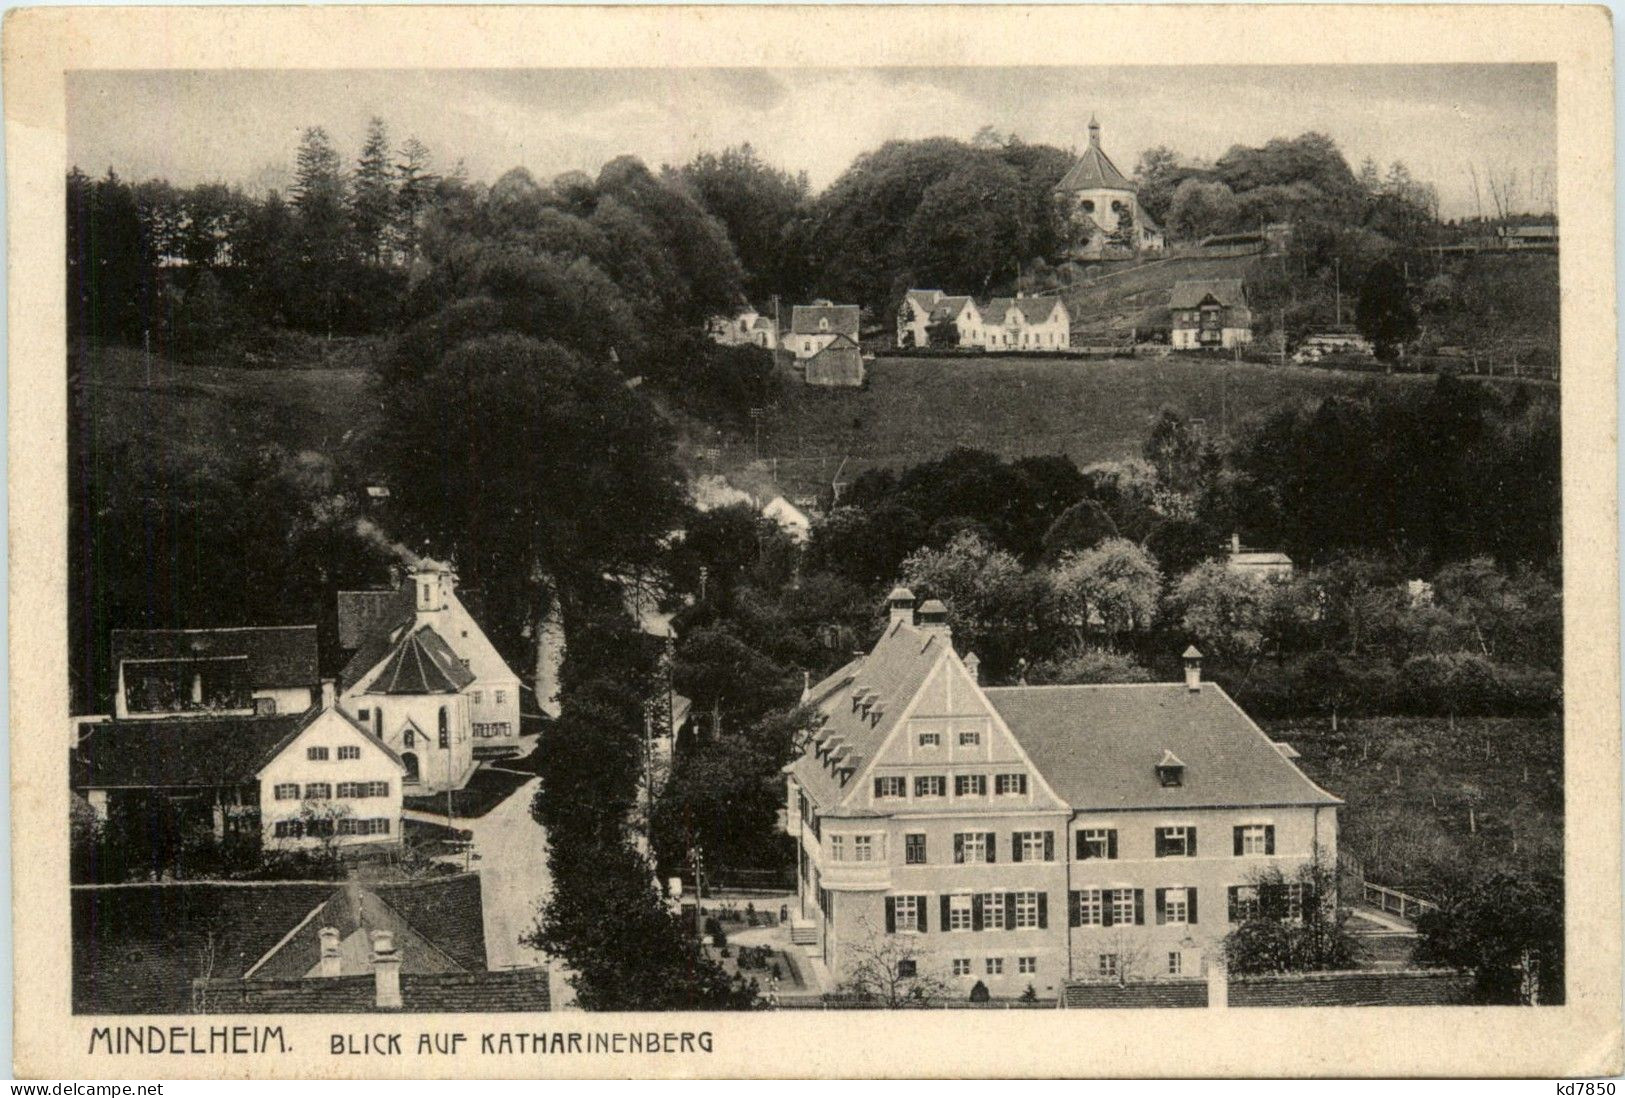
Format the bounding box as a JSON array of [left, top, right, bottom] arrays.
[[336, 782, 356, 798], [853, 835, 876, 863], [1015, 831, 1052, 862], [357, 708, 370, 721], [1098, 954, 1119, 979], [985, 957, 1004, 975], [895, 959, 917, 978], [954, 832, 993, 864], [873, 776, 906, 799], [274, 820, 303, 839], [1073, 889, 1104, 926], [1111, 890, 1137, 926], [1013, 891, 1041, 929], [995, 773, 1028, 795], [829, 835, 845, 862], [958, 730, 981, 747], [1162, 887, 1190, 925], [338, 745, 360, 761], [1230, 885, 1261, 922], [1077, 828, 1117, 860], [905, 834, 927, 865], [495, 690, 506, 705], [273, 783, 299, 801], [917, 732, 941, 748], [954, 774, 987, 797], [304, 783, 331, 800], [914, 775, 946, 798], [948, 894, 973, 931], [337, 818, 357, 835], [893, 894, 919, 932], [1019, 956, 1036, 974], [306, 747, 329, 761], [1235, 824, 1275, 856], [1168, 952, 1183, 976], [979, 892, 1005, 930], [1156, 826, 1196, 858], [953, 958, 972, 977]]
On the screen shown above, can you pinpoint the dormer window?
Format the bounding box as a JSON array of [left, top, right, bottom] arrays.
[[1156, 750, 1185, 788], [819, 318, 830, 332]]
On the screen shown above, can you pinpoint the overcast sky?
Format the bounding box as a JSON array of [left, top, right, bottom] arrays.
[[68, 65, 1555, 218]]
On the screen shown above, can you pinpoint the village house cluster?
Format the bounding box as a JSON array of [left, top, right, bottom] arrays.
[[785, 588, 1336, 995], [72, 559, 524, 852]]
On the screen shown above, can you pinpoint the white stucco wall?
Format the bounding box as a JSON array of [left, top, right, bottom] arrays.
[[259, 708, 404, 849]]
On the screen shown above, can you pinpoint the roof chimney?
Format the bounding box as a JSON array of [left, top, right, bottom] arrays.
[[317, 926, 342, 978], [320, 678, 336, 709], [1183, 645, 1203, 692], [370, 929, 402, 1010], [886, 586, 917, 627], [963, 652, 981, 684], [917, 600, 951, 647]]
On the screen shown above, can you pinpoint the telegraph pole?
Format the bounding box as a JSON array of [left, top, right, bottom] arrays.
[[1334, 258, 1342, 327]]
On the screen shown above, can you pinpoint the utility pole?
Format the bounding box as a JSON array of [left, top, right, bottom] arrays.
[[1334, 258, 1342, 327]]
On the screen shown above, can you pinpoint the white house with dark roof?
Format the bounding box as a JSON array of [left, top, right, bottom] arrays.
[[339, 560, 522, 759], [708, 306, 778, 349], [1171, 279, 1254, 350], [785, 590, 1339, 996], [110, 625, 320, 719], [1054, 117, 1165, 258], [786, 301, 861, 360], [979, 295, 1071, 351]]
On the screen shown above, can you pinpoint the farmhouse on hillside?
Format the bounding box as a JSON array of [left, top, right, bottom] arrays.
[[785, 588, 1339, 996], [1054, 117, 1166, 259], [708, 306, 778, 349], [980, 295, 1072, 351], [1226, 533, 1294, 581], [786, 301, 861, 360], [73, 688, 405, 849], [897, 290, 982, 350], [1170, 279, 1254, 350], [338, 559, 523, 765], [110, 625, 320, 720]]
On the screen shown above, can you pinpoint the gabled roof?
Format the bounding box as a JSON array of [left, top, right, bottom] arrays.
[[1231, 550, 1294, 567], [793, 619, 947, 808], [790, 303, 860, 338], [72, 712, 311, 790], [928, 295, 975, 322], [905, 289, 944, 314], [984, 682, 1340, 810], [1171, 278, 1248, 310], [110, 626, 318, 688], [1014, 297, 1064, 324], [1056, 141, 1136, 193], [366, 625, 475, 695], [254, 704, 405, 776]]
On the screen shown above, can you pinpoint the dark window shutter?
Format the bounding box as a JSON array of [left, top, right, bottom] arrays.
[[1228, 886, 1238, 923], [1134, 889, 1146, 925], [1102, 890, 1115, 928], [1038, 892, 1048, 928], [885, 896, 896, 933], [874, 778, 884, 798], [1188, 828, 1197, 857], [1233, 826, 1244, 856], [1189, 888, 1199, 925], [1012, 833, 1023, 863], [1005, 892, 1017, 929], [1068, 890, 1081, 927], [1076, 831, 1089, 860], [1154, 830, 1166, 858], [1155, 888, 1167, 925], [1107, 830, 1118, 859], [1265, 825, 1276, 855], [986, 832, 997, 863], [917, 895, 929, 933], [954, 834, 965, 864], [971, 893, 984, 932], [941, 894, 952, 929], [1044, 831, 1055, 862], [1019, 774, 1028, 794]]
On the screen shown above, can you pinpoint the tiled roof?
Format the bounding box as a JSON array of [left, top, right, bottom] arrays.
[[366, 625, 475, 695], [1056, 142, 1136, 193], [905, 289, 944, 314], [927, 295, 974, 322], [72, 712, 312, 789], [794, 620, 946, 808], [110, 626, 319, 689], [790, 304, 860, 338], [1170, 278, 1248, 310], [805, 337, 865, 384], [337, 587, 415, 651], [1232, 551, 1294, 566], [984, 683, 1341, 810], [73, 875, 501, 1015], [1014, 297, 1064, 324]]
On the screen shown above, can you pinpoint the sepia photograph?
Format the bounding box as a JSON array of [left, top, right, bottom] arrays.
[[8, 3, 1618, 1080]]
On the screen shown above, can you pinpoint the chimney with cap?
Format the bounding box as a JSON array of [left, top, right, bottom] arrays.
[[1182, 645, 1203, 692], [916, 600, 952, 647], [317, 926, 342, 978], [320, 678, 336, 709], [371, 929, 402, 1009], [886, 586, 917, 627], [963, 651, 981, 684]]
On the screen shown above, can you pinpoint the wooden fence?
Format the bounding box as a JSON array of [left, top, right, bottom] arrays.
[[1362, 881, 1440, 921]]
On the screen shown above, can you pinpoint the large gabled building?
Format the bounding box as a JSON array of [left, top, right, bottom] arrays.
[[785, 589, 1339, 997], [1054, 117, 1165, 259]]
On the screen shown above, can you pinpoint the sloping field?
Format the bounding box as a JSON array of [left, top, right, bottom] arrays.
[[732, 355, 1429, 499], [1062, 252, 1265, 334]]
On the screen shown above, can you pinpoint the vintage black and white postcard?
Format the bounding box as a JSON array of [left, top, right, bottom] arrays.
[[5, 3, 1618, 1079]]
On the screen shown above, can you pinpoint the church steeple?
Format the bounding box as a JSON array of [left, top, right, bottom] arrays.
[[1088, 114, 1101, 148]]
